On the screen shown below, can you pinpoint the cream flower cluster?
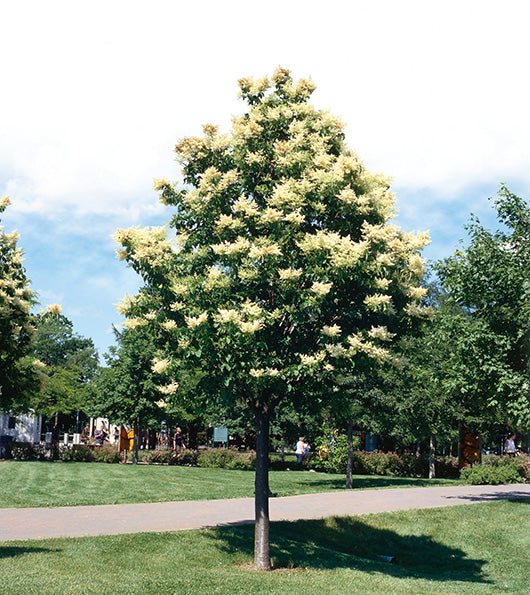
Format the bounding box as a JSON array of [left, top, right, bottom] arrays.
[[311, 282, 333, 297], [213, 300, 265, 334], [151, 358, 170, 374], [157, 381, 179, 395], [185, 312, 208, 328], [363, 294, 393, 311]]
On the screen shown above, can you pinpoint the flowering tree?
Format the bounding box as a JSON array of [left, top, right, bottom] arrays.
[[0, 197, 39, 411], [114, 69, 429, 570]]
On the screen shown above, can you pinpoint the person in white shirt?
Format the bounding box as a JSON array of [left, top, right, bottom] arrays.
[[504, 432, 517, 456], [295, 437, 305, 464]]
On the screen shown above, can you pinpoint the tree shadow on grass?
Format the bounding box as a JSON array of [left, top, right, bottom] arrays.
[[208, 516, 491, 585], [273, 475, 459, 494], [0, 545, 59, 559], [447, 492, 530, 504]]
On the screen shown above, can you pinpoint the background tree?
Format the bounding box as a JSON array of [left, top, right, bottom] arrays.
[[435, 186, 530, 431], [114, 68, 429, 569], [92, 326, 166, 463], [31, 308, 99, 454], [0, 197, 39, 411]]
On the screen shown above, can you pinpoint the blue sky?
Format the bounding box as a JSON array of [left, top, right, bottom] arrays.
[[1, 1, 529, 358]]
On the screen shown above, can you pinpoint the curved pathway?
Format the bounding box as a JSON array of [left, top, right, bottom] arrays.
[[1, 483, 529, 542]]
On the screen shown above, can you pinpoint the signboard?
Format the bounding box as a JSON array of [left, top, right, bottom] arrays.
[[458, 424, 482, 468], [213, 427, 229, 447]]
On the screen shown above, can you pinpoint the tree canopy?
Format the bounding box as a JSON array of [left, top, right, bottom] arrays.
[[113, 68, 430, 569], [0, 197, 39, 411], [436, 186, 530, 428], [30, 310, 99, 418]]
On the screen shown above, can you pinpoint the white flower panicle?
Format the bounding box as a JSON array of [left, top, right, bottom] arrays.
[[321, 324, 342, 337], [232, 196, 260, 217], [278, 268, 303, 281], [152, 358, 170, 374], [368, 326, 395, 341], [364, 294, 393, 311], [162, 320, 178, 331], [212, 237, 251, 255], [122, 318, 147, 329], [407, 286, 428, 301], [311, 281, 333, 296], [157, 382, 179, 395], [115, 294, 137, 316], [185, 312, 208, 328], [248, 243, 282, 259], [153, 178, 171, 191], [300, 351, 326, 366]]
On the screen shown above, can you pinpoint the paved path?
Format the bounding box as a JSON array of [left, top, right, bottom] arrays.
[[1, 484, 529, 542]]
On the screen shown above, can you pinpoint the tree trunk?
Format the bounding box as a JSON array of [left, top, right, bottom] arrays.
[[254, 393, 272, 571], [132, 419, 139, 465], [51, 412, 60, 460], [429, 434, 436, 479], [346, 419, 354, 489]]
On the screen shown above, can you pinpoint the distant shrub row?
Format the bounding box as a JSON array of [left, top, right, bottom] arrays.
[[8, 444, 255, 469], [8, 443, 530, 484]]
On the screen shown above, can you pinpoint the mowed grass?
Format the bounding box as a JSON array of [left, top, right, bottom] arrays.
[[0, 460, 459, 508], [0, 500, 528, 594]]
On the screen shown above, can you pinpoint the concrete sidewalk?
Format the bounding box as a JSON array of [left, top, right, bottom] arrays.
[[1, 483, 529, 542]]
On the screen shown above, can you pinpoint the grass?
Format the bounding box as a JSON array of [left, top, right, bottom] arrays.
[[0, 500, 528, 594], [0, 460, 459, 508]]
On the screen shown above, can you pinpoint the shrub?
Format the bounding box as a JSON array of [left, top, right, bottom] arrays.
[[91, 444, 120, 464], [312, 438, 459, 479], [461, 454, 530, 485], [197, 448, 255, 470], [312, 431, 359, 474], [435, 456, 460, 479], [173, 449, 198, 466], [10, 443, 49, 461], [60, 445, 94, 462], [141, 449, 177, 465]]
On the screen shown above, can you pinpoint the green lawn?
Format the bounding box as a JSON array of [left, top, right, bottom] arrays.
[[0, 460, 459, 508], [0, 500, 528, 594]]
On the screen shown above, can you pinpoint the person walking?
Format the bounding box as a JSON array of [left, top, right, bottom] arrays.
[[173, 427, 185, 453]]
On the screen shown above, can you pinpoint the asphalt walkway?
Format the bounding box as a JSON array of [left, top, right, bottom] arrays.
[[1, 483, 529, 542]]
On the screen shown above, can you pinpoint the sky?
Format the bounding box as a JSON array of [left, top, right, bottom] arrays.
[[1, 1, 529, 358]]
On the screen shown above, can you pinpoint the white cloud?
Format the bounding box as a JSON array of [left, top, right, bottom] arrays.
[[1, 0, 529, 220]]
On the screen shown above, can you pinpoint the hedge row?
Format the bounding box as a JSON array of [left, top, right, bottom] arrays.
[[312, 448, 460, 479]]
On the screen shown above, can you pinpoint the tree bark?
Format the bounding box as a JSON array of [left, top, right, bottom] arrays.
[[346, 419, 354, 489], [429, 434, 436, 479], [254, 392, 272, 570], [132, 419, 139, 465]]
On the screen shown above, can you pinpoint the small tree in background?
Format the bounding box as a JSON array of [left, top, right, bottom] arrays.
[[31, 308, 99, 456], [0, 197, 39, 411], [92, 327, 166, 463], [114, 69, 429, 570]]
